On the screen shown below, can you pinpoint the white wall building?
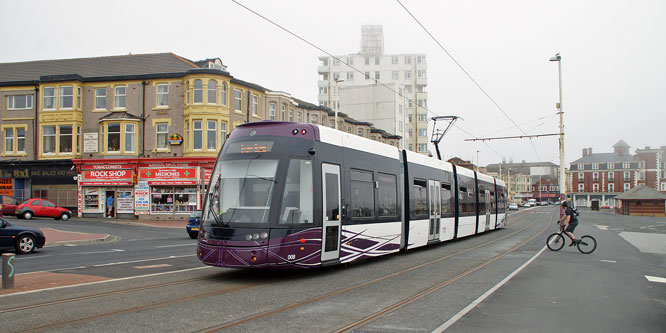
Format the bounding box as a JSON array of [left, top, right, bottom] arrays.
[[316, 25, 429, 153]]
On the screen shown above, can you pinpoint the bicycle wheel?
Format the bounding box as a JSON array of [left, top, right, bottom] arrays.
[[577, 235, 597, 254], [547, 233, 565, 251]]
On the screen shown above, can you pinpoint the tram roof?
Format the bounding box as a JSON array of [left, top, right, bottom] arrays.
[[317, 125, 401, 160]]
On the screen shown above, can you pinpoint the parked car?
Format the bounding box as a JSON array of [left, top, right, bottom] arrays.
[[16, 198, 72, 221], [0, 217, 46, 254], [0, 195, 20, 216], [186, 210, 202, 239], [508, 202, 519, 210]]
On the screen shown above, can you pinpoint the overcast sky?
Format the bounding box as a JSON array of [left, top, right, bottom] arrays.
[[2, 0, 664, 167]]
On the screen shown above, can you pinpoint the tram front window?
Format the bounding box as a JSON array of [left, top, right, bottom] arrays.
[[278, 159, 313, 225], [206, 159, 278, 225]]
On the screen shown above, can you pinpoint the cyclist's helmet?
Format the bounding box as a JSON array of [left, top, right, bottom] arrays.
[[561, 201, 568, 207]]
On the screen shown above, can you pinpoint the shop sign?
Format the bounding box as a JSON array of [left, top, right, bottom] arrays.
[[116, 188, 134, 214], [134, 181, 150, 214], [81, 169, 134, 186], [140, 162, 198, 168], [0, 178, 13, 196], [1, 167, 30, 178], [168, 134, 183, 145], [203, 168, 213, 185], [84, 132, 99, 153], [81, 164, 134, 170], [139, 167, 198, 185]]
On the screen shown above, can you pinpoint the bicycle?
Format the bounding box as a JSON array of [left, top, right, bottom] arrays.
[[547, 229, 597, 254]]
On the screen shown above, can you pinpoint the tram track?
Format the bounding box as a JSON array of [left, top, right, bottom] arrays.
[[5, 210, 546, 332], [200, 211, 549, 332]]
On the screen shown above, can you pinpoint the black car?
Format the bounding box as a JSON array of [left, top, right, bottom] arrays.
[[0, 217, 46, 254], [186, 210, 202, 239]]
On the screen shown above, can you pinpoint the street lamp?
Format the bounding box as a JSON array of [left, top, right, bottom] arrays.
[[334, 77, 344, 130], [550, 52, 565, 201]]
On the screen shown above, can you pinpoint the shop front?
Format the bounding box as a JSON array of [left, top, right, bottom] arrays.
[[79, 164, 135, 219], [0, 161, 77, 209], [138, 163, 199, 220]]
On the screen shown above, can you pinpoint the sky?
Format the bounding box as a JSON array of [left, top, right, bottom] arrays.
[[1, 0, 664, 167]]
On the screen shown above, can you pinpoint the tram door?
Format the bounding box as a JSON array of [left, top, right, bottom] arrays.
[[428, 180, 441, 241], [321, 164, 342, 262], [484, 190, 491, 231]]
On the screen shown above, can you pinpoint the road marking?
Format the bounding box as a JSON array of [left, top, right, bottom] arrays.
[[0, 266, 212, 298], [133, 264, 172, 269], [600, 259, 616, 263], [433, 244, 550, 332], [595, 225, 609, 230], [645, 276, 666, 284], [156, 243, 196, 248], [93, 254, 195, 267]]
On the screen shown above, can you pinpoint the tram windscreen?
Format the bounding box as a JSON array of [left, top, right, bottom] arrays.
[[206, 159, 278, 225]]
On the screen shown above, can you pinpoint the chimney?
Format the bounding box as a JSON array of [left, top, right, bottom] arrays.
[[582, 148, 588, 157]]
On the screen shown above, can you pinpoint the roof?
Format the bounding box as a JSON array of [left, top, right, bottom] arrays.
[[614, 185, 666, 200], [570, 152, 637, 164], [98, 112, 142, 122], [613, 140, 630, 148], [0, 53, 199, 84]]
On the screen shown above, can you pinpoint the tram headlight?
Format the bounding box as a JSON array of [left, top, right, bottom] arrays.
[[245, 234, 253, 241], [292, 129, 299, 135], [260, 232, 268, 239], [253, 233, 260, 240]]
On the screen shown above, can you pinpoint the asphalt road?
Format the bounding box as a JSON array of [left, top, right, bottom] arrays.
[[0, 207, 664, 332]]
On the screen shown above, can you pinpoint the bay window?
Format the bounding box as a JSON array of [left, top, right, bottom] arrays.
[[125, 123, 135, 152], [60, 86, 73, 109], [193, 80, 203, 103], [207, 121, 216, 150], [107, 123, 121, 152], [208, 80, 217, 104], [43, 126, 56, 153], [59, 125, 73, 153], [43, 87, 56, 110], [193, 120, 202, 150]]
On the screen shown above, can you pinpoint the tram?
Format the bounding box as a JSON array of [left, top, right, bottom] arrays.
[[197, 121, 507, 268]]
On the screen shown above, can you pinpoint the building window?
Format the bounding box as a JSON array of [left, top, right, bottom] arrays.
[[221, 82, 227, 106], [578, 183, 584, 192], [624, 183, 630, 191], [59, 125, 73, 153], [358, 129, 363, 137], [418, 128, 427, 137], [7, 95, 33, 110], [375, 71, 380, 80], [608, 183, 614, 192], [252, 94, 258, 116], [375, 57, 380, 65], [392, 56, 399, 64], [124, 123, 135, 153], [624, 171, 630, 181], [95, 88, 107, 110], [311, 115, 318, 124], [622, 162, 630, 169], [43, 87, 56, 110], [592, 163, 599, 170], [220, 122, 227, 147], [417, 55, 426, 63], [156, 84, 169, 107], [405, 56, 412, 64], [289, 110, 294, 122], [640, 171, 645, 180], [234, 89, 242, 111], [418, 144, 427, 152], [417, 70, 426, 78], [193, 80, 203, 103], [365, 72, 370, 80], [193, 120, 202, 150], [4, 128, 13, 153], [608, 172, 614, 181], [114, 86, 126, 109], [392, 71, 399, 80], [593, 172, 599, 182], [347, 72, 354, 81], [593, 184, 598, 192], [269, 103, 276, 120], [42, 126, 56, 153], [364, 57, 370, 65], [107, 123, 121, 152], [208, 80, 217, 104], [281, 104, 286, 121], [347, 57, 354, 65], [59, 86, 73, 109], [577, 163, 584, 170], [207, 120, 217, 150], [608, 162, 614, 169], [405, 71, 412, 79], [156, 123, 169, 149], [578, 172, 584, 181], [297, 112, 302, 123]]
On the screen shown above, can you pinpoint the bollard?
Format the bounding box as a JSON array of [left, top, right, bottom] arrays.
[[2, 253, 15, 289]]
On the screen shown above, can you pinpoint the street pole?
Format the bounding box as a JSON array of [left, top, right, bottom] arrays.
[[334, 77, 344, 130], [550, 53, 565, 201]]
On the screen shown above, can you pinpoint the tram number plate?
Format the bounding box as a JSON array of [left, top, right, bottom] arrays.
[[287, 254, 296, 260]]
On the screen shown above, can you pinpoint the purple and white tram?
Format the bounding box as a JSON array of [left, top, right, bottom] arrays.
[[197, 121, 507, 269]]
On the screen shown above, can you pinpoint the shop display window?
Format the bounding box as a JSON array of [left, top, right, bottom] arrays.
[[84, 188, 102, 212], [151, 186, 197, 213]]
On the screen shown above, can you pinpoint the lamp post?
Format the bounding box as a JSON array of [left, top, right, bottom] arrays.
[[334, 77, 344, 130], [550, 52, 565, 201]]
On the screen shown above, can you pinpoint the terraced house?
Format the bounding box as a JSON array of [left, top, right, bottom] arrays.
[[0, 53, 400, 220]]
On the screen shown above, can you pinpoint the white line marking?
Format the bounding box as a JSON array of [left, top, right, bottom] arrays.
[[93, 254, 195, 267], [595, 225, 609, 230], [156, 243, 196, 248], [433, 244, 549, 333], [600, 259, 616, 263], [0, 266, 212, 298], [645, 276, 666, 284]]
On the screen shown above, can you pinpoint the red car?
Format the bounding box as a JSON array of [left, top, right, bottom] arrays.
[[16, 198, 72, 221], [0, 195, 20, 216]]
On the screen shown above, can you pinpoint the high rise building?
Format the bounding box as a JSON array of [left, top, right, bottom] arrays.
[[317, 25, 428, 153]]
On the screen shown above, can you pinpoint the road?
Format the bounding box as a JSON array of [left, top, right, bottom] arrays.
[[0, 207, 664, 332]]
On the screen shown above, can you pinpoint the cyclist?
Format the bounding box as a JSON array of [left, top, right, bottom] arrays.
[[560, 201, 579, 246]]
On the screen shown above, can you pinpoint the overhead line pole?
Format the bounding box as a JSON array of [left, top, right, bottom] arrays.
[[550, 53, 565, 201]]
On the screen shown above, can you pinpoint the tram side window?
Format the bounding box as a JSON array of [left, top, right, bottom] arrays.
[[412, 178, 428, 218], [490, 191, 496, 211], [479, 188, 486, 213], [459, 187, 468, 214], [279, 159, 313, 224], [350, 169, 375, 218], [469, 190, 476, 214], [377, 173, 397, 217], [441, 184, 452, 217]]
